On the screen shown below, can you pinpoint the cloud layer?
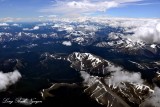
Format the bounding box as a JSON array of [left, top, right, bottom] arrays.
[[131, 21, 160, 44], [104, 18, 160, 44], [41, 0, 142, 17], [0, 70, 22, 91]]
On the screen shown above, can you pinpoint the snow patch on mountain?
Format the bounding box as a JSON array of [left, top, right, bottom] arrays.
[[150, 44, 156, 48]]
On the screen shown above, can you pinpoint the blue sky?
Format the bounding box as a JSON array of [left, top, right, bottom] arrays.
[[0, 0, 160, 20]]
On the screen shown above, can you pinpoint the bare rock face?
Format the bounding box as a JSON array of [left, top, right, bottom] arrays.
[[107, 82, 153, 105], [40, 52, 158, 107], [82, 76, 131, 107], [68, 52, 110, 76], [40, 83, 79, 100], [153, 72, 160, 87], [68, 52, 154, 107], [0, 59, 24, 72]]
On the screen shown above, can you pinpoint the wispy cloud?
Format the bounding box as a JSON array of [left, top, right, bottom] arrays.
[[102, 17, 160, 44], [0, 17, 22, 22], [140, 86, 160, 107], [40, 0, 143, 17], [135, 2, 160, 5], [105, 64, 144, 86], [125, 2, 160, 6]]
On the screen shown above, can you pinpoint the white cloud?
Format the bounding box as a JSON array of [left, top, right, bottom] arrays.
[[140, 87, 160, 107], [156, 23, 160, 32], [80, 71, 97, 86], [0, 23, 9, 26], [62, 41, 72, 46], [12, 23, 20, 27], [105, 65, 143, 86], [0, 70, 22, 91], [48, 15, 57, 18], [80, 63, 144, 87], [131, 22, 160, 44], [80, 71, 91, 83], [40, 0, 142, 16], [101, 18, 160, 44], [135, 2, 160, 5], [33, 26, 40, 30], [0, 17, 23, 22], [80, 65, 159, 106], [23, 28, 30, 31]]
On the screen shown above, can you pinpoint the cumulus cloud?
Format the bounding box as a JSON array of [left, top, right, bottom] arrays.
[[12, 23, 20, 27], [130, 21, 160, 44], [140, 87, 160, 107], [0, 70, 22, 91], [22, 26, 40, 31], [80, 65, 160, 106], [105, 65, 143, 86], [33, 26, 40, 30], [80, 64, 144, 87], [104, 18, 160, 44], [40, 0, 142, 17], [0, 23, 9, 26], [62, 41, 72, 46], [107, 65, 160, 107], [80, 71, 91, 83], [80, 71, 98, 86]]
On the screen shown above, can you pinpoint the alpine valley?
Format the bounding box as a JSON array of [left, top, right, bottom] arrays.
[[0, 17, 160, 107]]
